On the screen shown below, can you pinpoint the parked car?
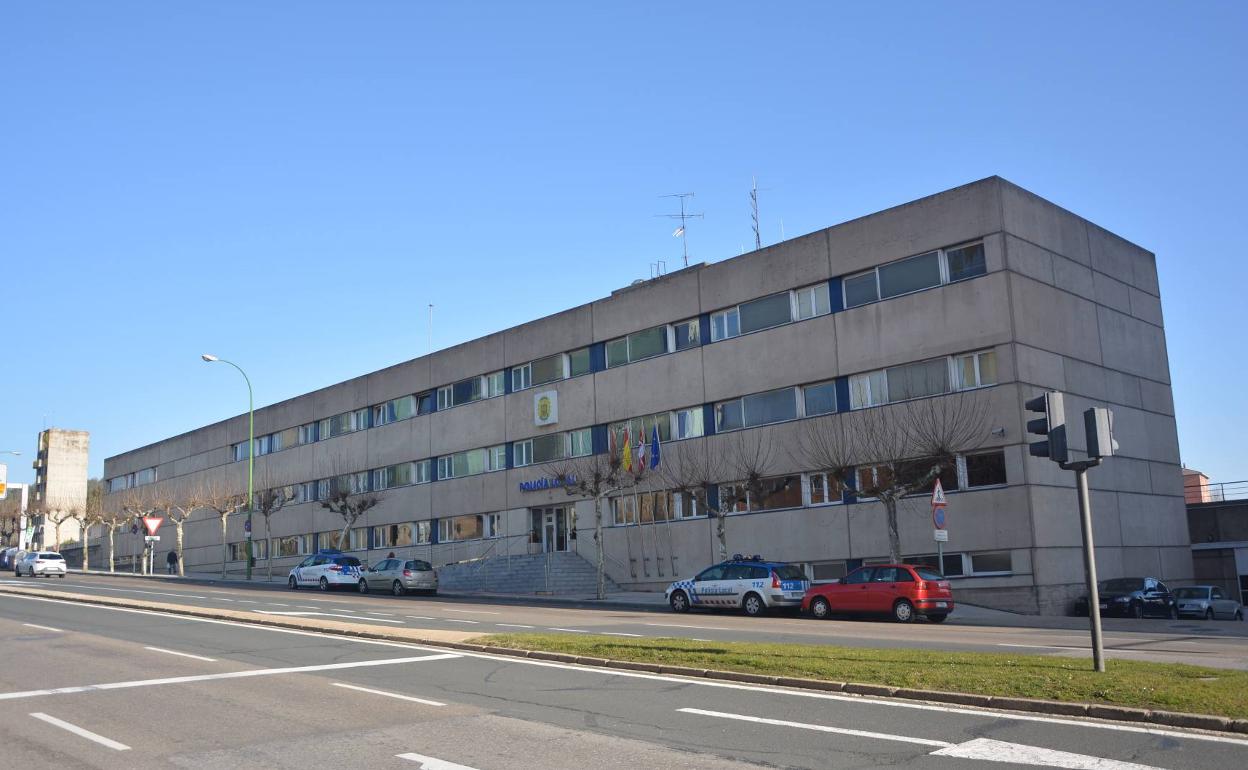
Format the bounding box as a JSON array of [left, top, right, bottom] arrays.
[[801, 564, 953, 623], [1173, 585, 1243, 621], [665, 555, 810, 616], [1073, 577, 1176, 618], [358, 557, 438, 596], [14, 551, 67, 578], [287, 550, 363, 591], [1, 547, 25, 570]]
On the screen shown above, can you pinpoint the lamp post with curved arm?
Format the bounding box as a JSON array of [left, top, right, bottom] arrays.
[[201, 354, 254, 580]]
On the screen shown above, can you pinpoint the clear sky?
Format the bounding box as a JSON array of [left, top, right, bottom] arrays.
[[2, 2, 1245, 486]]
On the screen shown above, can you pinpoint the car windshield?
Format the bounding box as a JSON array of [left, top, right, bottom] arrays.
[[1173, 587, 1208, 599], [771, 565, 806, 581], [334, 557, 361, 566], [1099, 578, 1144, 593], [407, 560, 432, 571], [915, 568, 944, 581]]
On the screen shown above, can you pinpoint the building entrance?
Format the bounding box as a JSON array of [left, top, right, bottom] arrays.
[[532, 507, 569, 553]]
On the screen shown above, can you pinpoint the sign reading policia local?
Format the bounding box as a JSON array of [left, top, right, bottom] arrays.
[[534, 390, 558, 426]]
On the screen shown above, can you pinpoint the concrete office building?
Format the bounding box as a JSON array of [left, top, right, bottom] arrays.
[[32, 428, 90, 549], [103, 177, 1188, 613]]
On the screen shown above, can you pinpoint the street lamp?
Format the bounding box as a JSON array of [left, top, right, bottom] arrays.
[[201, 353, 255, 580], [1, 450, 19, 456]]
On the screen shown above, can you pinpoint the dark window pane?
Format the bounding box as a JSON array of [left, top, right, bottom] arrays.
[[756, 475, 802, 510], [942, 554, 964, 576], [628, 326, 667, 361], [674, 320, 700, 350], [804, 382, 837, 416], [568, 348, 591, 377], [915, 567, 944, 581], [886, 359, 949, 401], [743, 388, 797, 426], [739, 292, 792, 334], [606, 338, 629, 368], [843, 568, 873, 584], [947, 242, 986, 282], [879, 251, 941, 298], [715, 400, 744, 431], [966, 451, 1007, 487], [844, 273, 878, 308], [531, 354, 563, 385], [697, 566, 725, 581], [451, 378, 480, 405], [417, 392, 435, 414], [970, 551, 1011, 573], [532, 433, 565, 463]]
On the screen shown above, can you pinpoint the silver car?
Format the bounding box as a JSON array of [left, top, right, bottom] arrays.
[[1174, 585, 1243, 620], [358, 557, 438, 596], [15, 551, 67, 578]]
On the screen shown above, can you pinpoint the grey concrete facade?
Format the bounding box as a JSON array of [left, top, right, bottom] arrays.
[[101, 177, 1188, 613], [32, 428, 89, 549]]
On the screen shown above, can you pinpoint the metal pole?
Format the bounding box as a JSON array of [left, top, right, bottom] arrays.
[[216, 359, 254, 581], [1075, 466, 1105, 672], [937, 540, 944, 577]]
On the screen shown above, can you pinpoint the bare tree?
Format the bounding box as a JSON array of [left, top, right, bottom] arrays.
[[120, 485, 158, 573], [45, 499, 78, 553], [550, 429, 643, 599], [166, 482, 207, 577], [0, 514, 17, 547], [797, 392, 989, 562], [78, 479, 108, 572], [202, 476, 246, 578], [319, 458, 379, 553], [100, 498, 131, 573], [254, 465, 295, 580]]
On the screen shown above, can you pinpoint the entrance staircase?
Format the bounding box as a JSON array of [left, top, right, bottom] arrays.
[[437, 551, 621, 595]]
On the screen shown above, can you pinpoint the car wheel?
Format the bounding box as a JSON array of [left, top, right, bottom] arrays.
[[358, 580, 369, 594], [288, 576, 298, 590], [810, 597, 832, 620], [742, 593, 765, 617], [58, 574, 65, 579], [1205, 608, 1214, 621], [926, 613, 948, 623], [1131, 601, 1144, 619], [318, 576, 330, 592], [1168, 605, 1178, 620], [669, 590, 690, 613], [893, 599, 915, 623], [1236, 609, 1243, 621], [392, 580, 405, 597]]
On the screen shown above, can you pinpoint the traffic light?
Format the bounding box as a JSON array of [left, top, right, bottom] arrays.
[[1025, 391, 1068, 463], [1084, 407, 1118, 459]]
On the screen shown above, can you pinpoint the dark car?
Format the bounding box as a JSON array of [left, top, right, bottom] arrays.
[[1073, 577, 1176, 619]]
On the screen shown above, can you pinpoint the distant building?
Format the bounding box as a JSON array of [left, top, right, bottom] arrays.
[[31, 428, 90, 549], [1183, 468, 1212, 504]]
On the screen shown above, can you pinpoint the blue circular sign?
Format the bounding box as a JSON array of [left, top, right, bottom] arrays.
[[933, 507, 946, 529]]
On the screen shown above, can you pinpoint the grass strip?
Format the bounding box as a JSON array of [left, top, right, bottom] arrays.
[[480, 633, 1248, 719]]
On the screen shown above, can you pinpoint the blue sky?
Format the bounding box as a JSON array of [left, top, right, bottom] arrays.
[[2, 2, 1245, 485]]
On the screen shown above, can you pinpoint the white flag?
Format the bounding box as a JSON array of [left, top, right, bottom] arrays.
[[672, 226, 684, 237]]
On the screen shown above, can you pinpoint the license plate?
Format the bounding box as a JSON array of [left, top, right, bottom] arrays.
[[934, 601, 947, 608]]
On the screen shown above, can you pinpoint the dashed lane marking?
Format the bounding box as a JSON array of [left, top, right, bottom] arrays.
[[144, 646, 217, 662], [495, 624, 535, 629], [602, 632, 643, 637], [443, 609, 500, 615], [547, 628, 590, 633], [332, 682, 446, 706], [29, 712, 131, 751], [397, 752, 479, 769], [22, 623, 63, 633], [255, 610, 405, 624]]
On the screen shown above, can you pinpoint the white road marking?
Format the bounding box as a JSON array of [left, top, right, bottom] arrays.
[[255, 610, 404, 624], [366, 612, 396, 616], [235, 600, 259, 604], [144, 646, 217, 662], [443, 619, 480, 624], [267, 602, 290, 607], [547, 627, 589, 633], [57, 583, 208, 600], [603, 632, 643, 637], [332, 682, 446, 706], [443, 608, 500, 615], [644, 622, 731, 631], [216, 598, 235, 602], [931, 737, 1163, 769], [495, 624, 535, 629], [691, 638, 712, 642], [29, 712, 130, 751], [0, 653, 460, 701], [296, 605, 321, 610], [681, 710, 1164, 769], [22, 623, 63, 632], [6, 592, 1246, 749], [405, 616, 435, 620], [397, 752, 479, 769], [996, 643, 1182, 656]]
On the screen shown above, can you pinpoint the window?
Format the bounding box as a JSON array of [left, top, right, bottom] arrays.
[[511, 363, 532, 391], [532, 433, 565, 464], [531, 354, 564, 386], [946, 242, 986, 282], [953, 350, 998, 390], [413, 459, 431, 484], [611, 495, 636, 525], [879, 251, 941, 299], [568, 428, 592, 458], [134, 467, 157, 486], [886, 358, 949, 401], [715, 399, 743, 432], [373, 523, 415, 549], [739, 292, 792, 334], [484, 513, 503, 538], [605, 337, 629, 368], [843, 271, 879, 308], [803, 381, 837, 416], [416, 392, 435, 414], [374, 462, 415, 490], [610, 412, 672, 446], [904, 553, 966, 577], [489, 444, 507, 471], [894, 457, 959, 494], [674, 319, 700, 350], [233, 442, 250, 462], [415, 520, 431, 544], [745, 388, 797, 426], [720, 475, 802, 513], [970, 551, 1012, 575], [374, 395, 416, 426], [513, 440, 533, 467], [710, 308, 740, 341], [811, 561, 846, 581], [673, 490, 701, 518], [108, 476, 129, 493], [807, 472, 845, 505], [849, 370, 887, 409], [794, 283, 831, 320], [438, 448, 489, 479], [274, 535, 311, 558], [227, 542, 251, 562], [298, 422, 318, 445], [439, 514, 484, 542], [568, 347, 592, 377], [964, 450, 1007, 488], [638, 491, 673, 523], [276, 427, 298, 451], [606, 326, 669, 368], [486, 371, 504, 397], [674, 407, 704, 439]]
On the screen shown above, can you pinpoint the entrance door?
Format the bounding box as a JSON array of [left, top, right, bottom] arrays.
[[535, 507, 568, 553]]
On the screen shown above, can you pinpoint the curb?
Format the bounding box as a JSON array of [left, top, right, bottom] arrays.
[[3, 585, 1244, 737]]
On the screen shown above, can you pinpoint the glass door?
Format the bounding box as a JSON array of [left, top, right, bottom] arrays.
[[534, 507, 569, 553]]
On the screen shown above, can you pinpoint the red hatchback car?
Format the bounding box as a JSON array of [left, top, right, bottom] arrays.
[[802, 564, 954, 623]]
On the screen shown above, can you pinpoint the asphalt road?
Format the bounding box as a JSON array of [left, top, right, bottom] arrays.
[[2, 590, 1247, 769], [4, 572, 1248, 670]]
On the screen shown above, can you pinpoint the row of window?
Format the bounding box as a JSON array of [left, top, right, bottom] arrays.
[[810, 548, 1012, 581], [849, 350, 996, 409], [107, 466, 157, 493], [199, 240, 988, 470]]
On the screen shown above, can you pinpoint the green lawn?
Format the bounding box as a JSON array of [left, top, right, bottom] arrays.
[[480, 633, 1248, 719]]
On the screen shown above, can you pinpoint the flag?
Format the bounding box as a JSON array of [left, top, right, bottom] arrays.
[[650, 425, 661, 469], [636, 436, 647, 470], [672, 226, 685, 237], [621, 427, 632, 471]]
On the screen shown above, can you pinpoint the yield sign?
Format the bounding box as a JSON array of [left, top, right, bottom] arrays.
[[142, 516, 164, 537], [931, 478, 947, 508]]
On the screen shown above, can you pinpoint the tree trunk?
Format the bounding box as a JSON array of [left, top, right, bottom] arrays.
[[175, 520, 185, 576], [265, 515, 273, 581], [715, 511, 728, 561], [593, 497, 605, 600], [108, 527, 115, 572], [338, 519, 353, 553], [53, 520, 62, 552], [883, 496, 902, 563], [82, 524, 90, 571], [220, 513, 228, 578]]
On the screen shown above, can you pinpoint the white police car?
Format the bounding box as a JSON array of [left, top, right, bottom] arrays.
[[665, 555, 809, 616], [287, 549, 363, 591]]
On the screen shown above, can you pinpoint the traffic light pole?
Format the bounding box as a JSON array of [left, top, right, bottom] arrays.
[[1064, 458, 1105, 673]]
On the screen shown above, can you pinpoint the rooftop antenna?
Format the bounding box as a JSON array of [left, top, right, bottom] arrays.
[[656, 193, 703, 268], [650, 260, 667, 279], [427, 304, 434, 355], [750, 176, 762, 251]]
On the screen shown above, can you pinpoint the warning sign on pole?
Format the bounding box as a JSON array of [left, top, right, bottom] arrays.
[[142, 516, 164, 537], [931, 478, 947, 508]]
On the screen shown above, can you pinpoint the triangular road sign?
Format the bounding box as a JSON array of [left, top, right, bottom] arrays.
[[931, 478, 947, 507], [143, 516, 164, 537]]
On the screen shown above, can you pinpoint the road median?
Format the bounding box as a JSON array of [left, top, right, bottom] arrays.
[[3, 584, 1245, 736]]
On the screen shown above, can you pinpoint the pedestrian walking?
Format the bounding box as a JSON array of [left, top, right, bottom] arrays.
[[166, 550, 178, 575], [387, 552, 396, 558]]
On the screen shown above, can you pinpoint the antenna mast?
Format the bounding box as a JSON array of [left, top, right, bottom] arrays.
[[750, 176, 762, 251], [656, 193, 704, 267]]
